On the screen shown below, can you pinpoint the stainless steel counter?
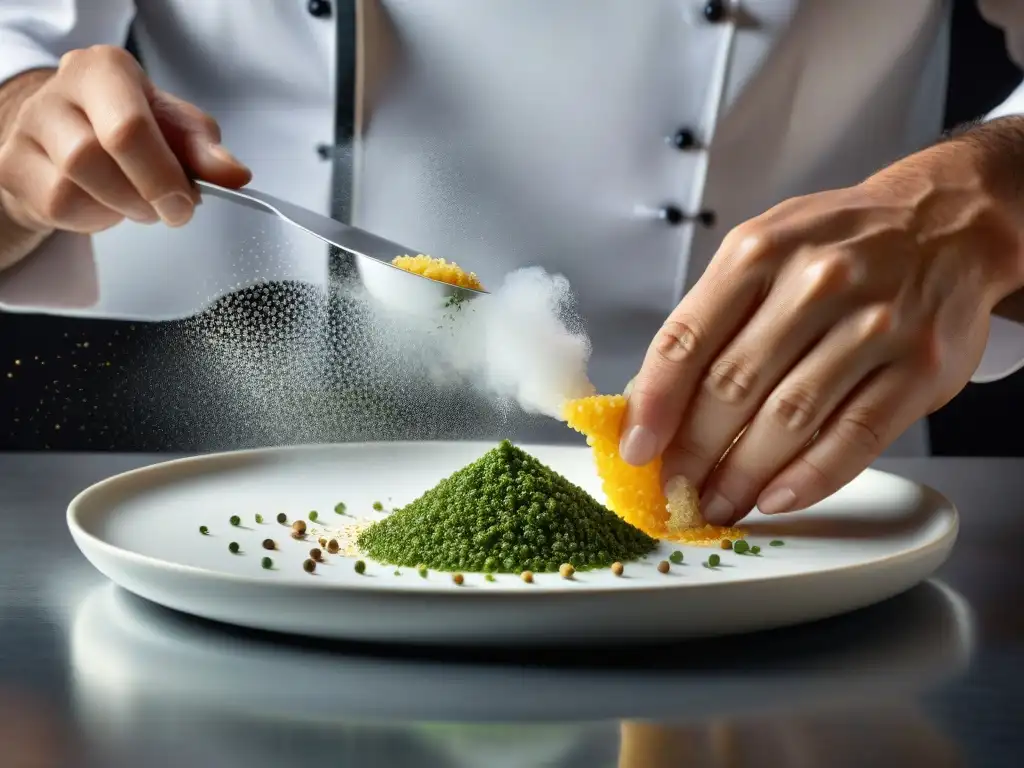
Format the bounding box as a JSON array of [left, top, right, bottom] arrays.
[[1, 453, 1022, 768]]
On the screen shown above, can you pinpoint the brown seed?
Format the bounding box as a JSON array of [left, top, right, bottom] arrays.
[[611, 562, 624, 576], [291, 520, 306, 535], [559, 563, 575, 580], [657, 560, 670, 574], [318, 537, 328, 547], [521, 571, 534, 584], [327, 538, 340, 554], [303, 558, 316, 573], [262, 538, 276, 550], [452, 573, 464, 586], [309, 547, 323, 562], [721, 539, 733, 550]]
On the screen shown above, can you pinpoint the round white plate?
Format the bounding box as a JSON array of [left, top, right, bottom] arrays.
[[67, 442, 959, 645]]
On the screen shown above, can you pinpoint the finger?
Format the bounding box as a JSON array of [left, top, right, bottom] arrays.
[[0, 139, 122, 233], [662, 253, 861, 493], [754, 361, 932, 516], [69, 52, 196, 226], [620, 233, 772, 466], [21, 93, 158, 223], [151, 89, 252, 188], [697, 304, 896, 524]]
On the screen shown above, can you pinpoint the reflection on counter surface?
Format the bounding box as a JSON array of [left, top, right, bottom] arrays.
[[59, 580, 973, 767]]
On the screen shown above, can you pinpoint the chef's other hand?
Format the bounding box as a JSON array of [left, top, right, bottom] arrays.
[[621, 133, 1024, 525], [0, 45, 251, 234]]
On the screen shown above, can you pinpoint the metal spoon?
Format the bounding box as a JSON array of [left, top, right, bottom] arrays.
[[196, 180, 487, 312]]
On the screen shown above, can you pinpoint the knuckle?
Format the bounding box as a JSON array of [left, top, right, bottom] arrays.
[[652, 317, 703, 365], [704, 357, 758, 404], [56, 134, 103, 178], [833, 408, 886, 455], [797, 250, 858, 303], [855, 304, 896, 342], [91, 44, 135, 68], [766, 387, 820, 432], [725, 224, 776, 271], [98, 112, 150, 156]]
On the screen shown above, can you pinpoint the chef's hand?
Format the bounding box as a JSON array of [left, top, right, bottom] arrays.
[[0, 45, 251, 234], [621, 136, 1024, 525]]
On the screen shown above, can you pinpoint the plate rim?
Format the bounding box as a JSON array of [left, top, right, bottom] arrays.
[[66, 441, 960, 599]]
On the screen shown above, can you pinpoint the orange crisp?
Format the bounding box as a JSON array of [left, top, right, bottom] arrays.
[[391, 254, 484, 291], [563, 394, 744, 545]]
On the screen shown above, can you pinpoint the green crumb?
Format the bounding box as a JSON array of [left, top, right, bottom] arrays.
[[255, 514, 263, 524], [485, 573, 496, 582], [394, 570, 401, 576], [229, 515, 240, 527], [228, 542, 240, 554], [770, 540, 785, 547], [372, 501, 384, 512], [276, 513, 287, 524], [354, 560, 366, 575], [261, 557, 273, 570], [707, 554, 721, 568], [309, 510, 319, 522], [669, 550, 684, 565], [417, 564, 428, 578], [733, 539, 750, 555], [751, 545, 761, 555], [356, 441, 657, 574], [334, 502, 347, 515], [199, 525, 209, 535]]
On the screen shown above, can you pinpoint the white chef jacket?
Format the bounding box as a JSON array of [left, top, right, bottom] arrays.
[[2, 0, 1024, 456]]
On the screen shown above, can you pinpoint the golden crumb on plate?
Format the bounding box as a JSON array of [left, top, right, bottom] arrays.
[[391, 254, 483, 291]]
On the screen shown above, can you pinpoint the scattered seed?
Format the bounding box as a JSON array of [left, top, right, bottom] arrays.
[[318, 537, 328, 547], [521, 571, 534, 583], [199, 525, 209, 535], [721, 539, 733, 550], [417, 564, 428, 578], [309, 511, 319, 522], [229, 515, 240, 527], [276, 513, 287, 524], [291, 520, 306, 536], [372, 501, 384, 511], [751, 545, 761, 555], [708, 553, 721, 568], [669, 550, 684, 565], [733, 540, 750, 555], [255, 514, 264, 524], [261, 557, 273, 570], [228, 542, 240, 554], [485, 573, 496, 582], [309, 548, 323, 562], [262, 539, 276, 550], [327, 539, 340, 554], [657, 560, 670, 574], [770, 540, 785, 547], [334, 502, 347, 515], [303, 559, 316, 574], [611, 562, 624, 576], [394, 569, 401, 576], [452, 573, 464, 585], [559, 563, 575, 580], [354, 560, 366, 574]]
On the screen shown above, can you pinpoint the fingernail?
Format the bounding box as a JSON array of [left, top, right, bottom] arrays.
[[127, 207, 159, 224], [757, 487, 796, 515], [208, 142, 246, 168], [619, 425, 657, 465], [623, 376, 636, 398], [153, 193, 194, 226], [701, 492, 735, 525]]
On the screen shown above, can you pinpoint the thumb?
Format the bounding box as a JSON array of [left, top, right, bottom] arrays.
[[148, 88, 252, 189]]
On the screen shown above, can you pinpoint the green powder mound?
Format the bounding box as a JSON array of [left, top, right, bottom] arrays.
[[356, 440, 658, 573]]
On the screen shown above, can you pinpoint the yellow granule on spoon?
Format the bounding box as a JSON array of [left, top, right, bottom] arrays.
[[563, 394, 744, 545], [391, 254, 484, 291]]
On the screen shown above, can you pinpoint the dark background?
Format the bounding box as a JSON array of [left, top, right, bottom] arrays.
[[1, 0, 1022, 455]]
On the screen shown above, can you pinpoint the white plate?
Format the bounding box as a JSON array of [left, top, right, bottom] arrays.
[[67, 442, 959, 645]]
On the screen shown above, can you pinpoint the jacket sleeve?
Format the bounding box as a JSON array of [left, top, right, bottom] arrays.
[[969, 1, 1024, 382], [0, 1, 135, 87]]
